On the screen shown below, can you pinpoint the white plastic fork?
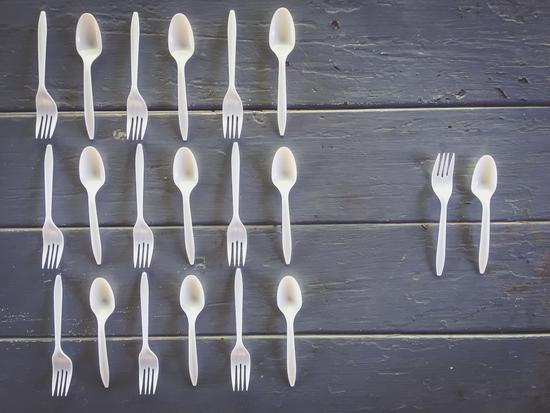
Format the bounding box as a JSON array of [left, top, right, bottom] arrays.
[[139, 272, 159, 395], [222, 10, 243, 139], [42, 145, 64, 269], [51, 275, 73, 397], [227, 143, 247, 266], [230, 269, 251, 391], [133, 144, 154, 268], [36, 11, 58, 140], [431, 153, 455, 276], [126, 12, 148, 140]]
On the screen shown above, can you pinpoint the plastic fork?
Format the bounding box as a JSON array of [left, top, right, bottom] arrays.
[[51, 275, 73, 397], [36, 11, 58, 140], [227, 143, 247, 266], [42, 145, 64, 269], [138, 273, 159, 395], [230, 269, 251, 391], [431, 153, 455, 276], [222, 10, 243, 139], [133, 144, 154, 268], [126, 12, 148, 140]]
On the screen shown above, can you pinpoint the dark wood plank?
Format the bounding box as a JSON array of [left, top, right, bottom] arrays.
[[3, 0, 550, 111], [2, 108, 550, 227], [3, 223, 550, 337], [1, 336, 549, 412]]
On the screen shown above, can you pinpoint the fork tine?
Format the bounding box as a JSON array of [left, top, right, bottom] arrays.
[[42, 243, 48, 269], [134, 242, 138, 268], [149, 368, 155, 395], [231, 364, 236, 390], [47, 244, 53, 269], [60, 370, 67, 397], [234, 116, 239, 139], [139, 368, 144, 395], [65, 368, 72, 396], [56, 242, 64, 269], [126, 115, 132, 140], [223, 115, 227, 138], [152, 367, 158, 394], [443, 153, 450, 176], [44, 116, 52, 140], [147, 242, 153, 268], [141, 117, 148, 140], [227, 239, 232, 266], [237, 115, 243, 139], [137, 117, 143, 141], [147, 367, 152, 395], [242, 242, 247, 266], [49, 244, 57, 269], [141, 243, 147, 268], [35, 115, 42, 139], [432, 153, 441, 178], [245, 363, 250, 390], [51, 369, 57, 396], [49, 115, 57, 139], [448, 153, 455, 176], [237, 243, 242, 266], [233, 115, 238, 139]]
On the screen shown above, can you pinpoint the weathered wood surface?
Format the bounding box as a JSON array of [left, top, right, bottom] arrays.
[[2, 223, 550, 337], [3, 0, 550, 111], [2, 108, 550, 227], [1, 336, 550, 412]]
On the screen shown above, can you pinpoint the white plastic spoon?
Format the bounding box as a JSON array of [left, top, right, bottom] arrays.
[[269, 8, 295, 136], [168, 14, 194, 141], [277, 275, 302, 387], [471, 155, 498, 274], [272, 147, 297, 264], [173, 147, 198, 264], [76, 13, 102, 140], [179, 275, 205, 386], [79, 146, 105, 265], [89, 277, 115, 388]]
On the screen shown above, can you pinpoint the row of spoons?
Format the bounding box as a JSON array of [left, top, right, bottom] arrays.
[[52, 271, 303, 395], [39, 8, 296, 141]]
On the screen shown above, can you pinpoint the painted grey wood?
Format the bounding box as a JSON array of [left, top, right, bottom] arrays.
[[4, 0, 550, 111], [2, 108, 550, 227], [3, 222, 550, 337], [1, 336, 550, 412]]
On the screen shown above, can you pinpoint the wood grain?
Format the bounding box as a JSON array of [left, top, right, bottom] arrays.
[[2, 108, 550, 227], [3, 0, 550, 111]]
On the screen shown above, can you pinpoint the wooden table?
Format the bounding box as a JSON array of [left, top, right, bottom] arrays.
[[2, 0, 550, 411]]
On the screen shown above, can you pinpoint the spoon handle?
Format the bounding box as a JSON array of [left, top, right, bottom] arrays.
[[38, 11, 46, 87], [83, 64, 95, 139], [177, 63, 188, 140], [227, 10, 236, 88], [130, 12, 139, 88], [88, 195, 102, 265], [277, 58, 287, 136], [231, 142, 240, 216], [182, 194, 195, 265], [53, 274, 62, 349], [140, 272, 149, 346], [234, 269, 243, 343], [479, 202, 491, 274], [435, 200, 448, 276], [135, 144, 144, 220], [286, 321, 296, 387], [44, 145, 53, 221], [188, 321, 198, 386], [98, 321, 109, 388], [282, 193, 292, 264]]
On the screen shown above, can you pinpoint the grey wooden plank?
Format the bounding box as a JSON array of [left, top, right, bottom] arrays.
[[3, 0, 550, 111], [2, 108, 550, 227], [1, 336, 549, 412], [2, 223, 550, 337]]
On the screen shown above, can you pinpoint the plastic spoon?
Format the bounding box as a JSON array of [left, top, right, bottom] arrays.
[[269, 8, 295, 136], [272, 147, 297, 264], [179, 275, 205, 386], [471, 155, 498, 274], [76, 13, 102, 140], [79, 146, 105, 265], [89, 277, 115, 388], [168, 14, 194, 141], [277, 275, 302, 387], [173, 147, 198, 264]]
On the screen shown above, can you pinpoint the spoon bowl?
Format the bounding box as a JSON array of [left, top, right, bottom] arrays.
[[76, 13, 102, 63], [180, 275, 205, 319], [89, 277, 115, 318], [79, 146, 105, 193], [272, 147, 297, 194], [471, 155, 498, 200], [173, 147, 198, 192], [168, 14, 195, 63], [269, 8, 295, 58], [277, 275, 302, 319]]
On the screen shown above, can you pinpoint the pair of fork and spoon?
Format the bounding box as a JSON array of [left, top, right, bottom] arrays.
[[432, 153, 498, 276]]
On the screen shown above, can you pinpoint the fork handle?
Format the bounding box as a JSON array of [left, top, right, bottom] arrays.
[[83, 63, 95, 140], [231, 142, 240, 215], [227, 10, 236, 88], [53, 274, 62, 349], [286, 321, 296, 387], [183, 195, 195, 265], [98, 321, 110, 388], [282, 193, 292, 264], [177, 63, 188, 140], [88, 195, 102, 265], [140, 272, 149, 346], [130, 12, 139, 88], [277, 58, 287, 136], [479, 201, 491, 274], [435, 201, 448, 276], [44, 144, 53, 220], [234, 269, 243, 343], [38, 11, 47, 87], [135, 144, 144, 220], [188, 321, 198, 386]]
